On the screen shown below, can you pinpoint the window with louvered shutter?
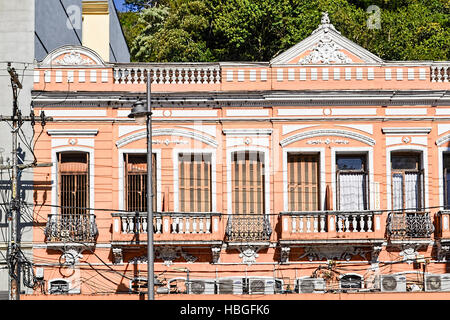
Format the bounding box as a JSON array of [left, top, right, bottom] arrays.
[[178, 153, 211, 212], [287, 154, 320, 211], [125, 153, 156, 212], [58, 152, 89, 218], [232, 151, 265, 214]]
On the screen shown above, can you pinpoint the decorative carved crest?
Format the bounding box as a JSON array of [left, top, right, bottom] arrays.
[[238, 246, 260, 266], [54, 51, 95, 65]]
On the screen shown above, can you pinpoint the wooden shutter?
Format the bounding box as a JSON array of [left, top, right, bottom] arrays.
[[232, 151, 264, 214], [287, 154, 319, 211], [58, 152, 89, 218], [125, 153, 156, 212], [179, 154, 211, 212]]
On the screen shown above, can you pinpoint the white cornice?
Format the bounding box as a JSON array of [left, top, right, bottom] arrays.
[[116, 128, 219, 148], [222, 129, 273, 136], [280, 129, 375, 147], [47, 129, 99, 136], [382, 127, 432, 135]]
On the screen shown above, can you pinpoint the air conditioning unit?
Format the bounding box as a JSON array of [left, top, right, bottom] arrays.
[[248, 277, 276, 295], [217, 277, 243, 295], [380, 274, 407, 292], [188, 279, 216, 294], [425, 274, 450, 292], [295, 277, 326, 293]]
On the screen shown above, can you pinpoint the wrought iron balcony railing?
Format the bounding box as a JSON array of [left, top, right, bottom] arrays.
[[44, 214, 98, 242], [225, 214, 272, 242], [387, 211, 434, 239]]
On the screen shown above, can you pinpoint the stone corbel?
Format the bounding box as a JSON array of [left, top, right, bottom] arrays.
[[211, 246, 221, 264], [436, 242, 450, 261], [112, 247, 123, 264], [371, 245, 383, 263], [280, 246, 291, 264]]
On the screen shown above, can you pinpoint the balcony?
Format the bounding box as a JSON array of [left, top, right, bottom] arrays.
[[225, 215, 272, 242], [44, 214, 98, 246], [279, 210, 384, 243], [111, 212, 224, 245], [436, 210, 450, 239], [387, 211, 434, 240]]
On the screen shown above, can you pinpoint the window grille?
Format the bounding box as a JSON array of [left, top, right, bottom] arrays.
[[178, 153, 211, 212], [58, 152, 89, 220], [124, 153, 156, 212], [287, 154, 320, 211]]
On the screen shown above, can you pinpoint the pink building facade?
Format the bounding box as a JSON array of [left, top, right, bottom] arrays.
[[25, 15, 450, 299]]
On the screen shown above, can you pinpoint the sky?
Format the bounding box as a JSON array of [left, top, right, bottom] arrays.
[[113, 0, 128, 12]]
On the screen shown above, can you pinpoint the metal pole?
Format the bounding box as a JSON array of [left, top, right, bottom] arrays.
[[146, 74, 154, 300]]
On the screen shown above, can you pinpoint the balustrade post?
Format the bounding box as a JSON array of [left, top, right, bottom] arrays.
[[192, 217, 198, 234], [313, 216, 319, 232], [320, 215, 326, 232], [367, 215, 373, 232]]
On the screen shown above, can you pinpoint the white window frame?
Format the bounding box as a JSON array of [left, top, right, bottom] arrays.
[[282, 147, 326, 212], [51, 146, 94, 217], [438, 147, 450, 209], [173, 148, 216, 212], [331, 147, 374, 211], [118, 148, 162, 212], [386, 146, 428, 211], [227, 147, 270, 215]]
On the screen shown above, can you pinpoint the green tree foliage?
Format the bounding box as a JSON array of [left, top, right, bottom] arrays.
[[118, 0, 450, 62]]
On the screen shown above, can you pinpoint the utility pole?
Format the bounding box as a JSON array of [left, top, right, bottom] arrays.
[[1, 64, 52, 300], [8, 63, 22, 301]]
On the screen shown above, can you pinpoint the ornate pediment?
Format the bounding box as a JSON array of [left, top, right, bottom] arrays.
[[298, 35, 353, 64], [271, 12, 383, 65], [40, 45, 107, 66]]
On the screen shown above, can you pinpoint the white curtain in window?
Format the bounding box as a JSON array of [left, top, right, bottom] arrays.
[[392, 173, 403, 211], [339, 173, 366, 211], [405, 172, 420, 210], [392, 173, 420, 211]]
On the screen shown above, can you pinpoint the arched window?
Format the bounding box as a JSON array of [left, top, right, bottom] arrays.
[[340, 274, 363, 289], [49, 279, 70, 294]]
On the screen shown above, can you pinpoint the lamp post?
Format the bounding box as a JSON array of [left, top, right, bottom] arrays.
[[128, 78, 154, 300]]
